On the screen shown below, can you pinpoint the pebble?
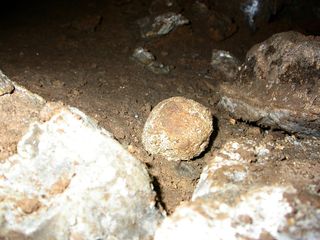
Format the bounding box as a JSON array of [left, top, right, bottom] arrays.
[[0, 105, 163, 239], [155, 135, 320, 240], [137, 12, 189, 38], [132, 47, 173, 74], [142, 96, 213, 161]]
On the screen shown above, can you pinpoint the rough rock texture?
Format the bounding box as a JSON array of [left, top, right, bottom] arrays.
[[155, 135, 320, 239], [0, 105, 163, 239], [156, 185, 320, 240], [211, 49, 240, 81], [0, 78, 46, 161], [137, 12, 189, 38], [218, 31, 320, 137], [142, 97, 213, 161], [132, 47, 172, 74], [0, 70, 15, 96]]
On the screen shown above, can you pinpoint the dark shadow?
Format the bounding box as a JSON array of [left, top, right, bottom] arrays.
[[191, 115, 219, 161]]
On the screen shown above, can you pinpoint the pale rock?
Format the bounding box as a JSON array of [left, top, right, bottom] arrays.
[[155, 185, 320, 240], [155, 135, 320, 239], [0, 70, 15, 96], [137, 12, 189, 38], [0, 106, 164, 239]]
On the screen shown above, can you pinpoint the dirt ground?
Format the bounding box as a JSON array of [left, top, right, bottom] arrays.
[[0, 0, 319, 213]]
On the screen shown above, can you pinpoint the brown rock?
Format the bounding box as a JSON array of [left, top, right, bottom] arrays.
[[218, 31, 320, 137], [142, 97, 213, 161]]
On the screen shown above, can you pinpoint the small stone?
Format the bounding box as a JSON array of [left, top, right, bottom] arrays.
[[132, 47, 173, 74], [142, 97, 213, 161], [246, 126, 262, 136], [147, 61, 173, 75], [229, 118, 237, 125], [132, 47, 155, 65]]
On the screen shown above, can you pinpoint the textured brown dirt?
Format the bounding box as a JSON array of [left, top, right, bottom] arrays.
[[0, 0, 318, 214]]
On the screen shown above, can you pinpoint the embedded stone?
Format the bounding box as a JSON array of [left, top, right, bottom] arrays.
[[142, 97, 213, 161], [155, 134, 320, 240], [218, 31, 320, 137]]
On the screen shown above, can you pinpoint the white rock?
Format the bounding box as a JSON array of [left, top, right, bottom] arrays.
[[0, 106, 163, 239], [155, 136, 320, 239], [155, 185, 320, 240]]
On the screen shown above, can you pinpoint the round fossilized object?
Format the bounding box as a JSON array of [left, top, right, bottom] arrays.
[[142, 96, 213, 161]]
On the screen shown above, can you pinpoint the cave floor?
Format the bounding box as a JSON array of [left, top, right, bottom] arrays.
[[0, 0, 316, 213]]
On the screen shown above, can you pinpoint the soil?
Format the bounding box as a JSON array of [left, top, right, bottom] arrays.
[[0, 0, 319, 214]]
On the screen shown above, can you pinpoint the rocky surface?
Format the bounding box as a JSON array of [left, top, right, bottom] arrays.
[[0, 77, 46, 161], [0, 70, 15, 96], [211, 49, 240, 81], [132, 47, 172, 74], [218, 31, 320, 137], [155, 134, 320, 240], [0, 83, 163, 239], [142, 97, 213, 161], [137, 12, 189, 38]]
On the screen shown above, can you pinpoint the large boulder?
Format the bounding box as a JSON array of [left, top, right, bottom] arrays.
[[155, 134, 320, 239], [0, 76, 163, 239], [218, 31, 320, 137]]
